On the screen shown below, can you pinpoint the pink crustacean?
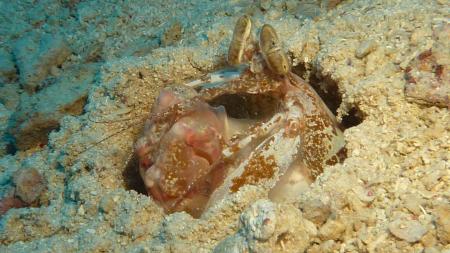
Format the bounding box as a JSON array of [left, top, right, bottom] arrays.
[[135, 16, 345, 217]]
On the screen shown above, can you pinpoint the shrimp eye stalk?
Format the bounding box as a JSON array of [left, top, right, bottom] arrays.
[[228, 15, 252, 66], [259, 24, 290, 76]]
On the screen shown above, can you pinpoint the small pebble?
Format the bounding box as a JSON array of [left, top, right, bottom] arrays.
[[285, 0, 298, 13], [213, 234, 248, 253], [99, 194, 117, 214], [260, 0, 272, 10], [162, 21, 183, 47], [402, 194, 425, 216], [86, 228, 96, 234], [138, 246, 151, 253], [239, 199, 276, 241], [388, 219, 427, 243], [421, 171, 443, 191], [324, 0, 343, 10], [0, 49, 17, 81], [353, 185, 375, 203], [433, 204, 450, 244], [267, 9, 282, 20], [421, 231, 437, 247], [0, 196, 26, 215], [303, 218, 318, 237], [320, 240, 338, 252], [13, 168, 46, 204], [355, 39, 378, 59], [319, 219, 345, 241]]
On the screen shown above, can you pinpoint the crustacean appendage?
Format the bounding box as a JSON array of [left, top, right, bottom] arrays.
[[135, 16, 345, 217]]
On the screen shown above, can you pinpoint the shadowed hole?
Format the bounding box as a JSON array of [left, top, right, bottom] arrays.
[[291, 63, 363, 129], [291, 64, 341, 115], [122, 153, 147, 194], [341, 107, 364, 129]]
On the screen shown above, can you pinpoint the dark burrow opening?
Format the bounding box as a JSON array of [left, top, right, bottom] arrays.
[[123, 153, 147, 194], [291, 64, 363, 129], [341, 107, 364, 129]]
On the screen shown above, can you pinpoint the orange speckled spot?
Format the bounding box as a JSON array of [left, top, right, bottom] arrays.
[[160, 142, 189, 197], [230, 143, 240, 153], [230, 155, 277, 192]]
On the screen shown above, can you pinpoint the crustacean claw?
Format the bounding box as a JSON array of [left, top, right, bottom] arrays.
[[135, 16, 345, 217]]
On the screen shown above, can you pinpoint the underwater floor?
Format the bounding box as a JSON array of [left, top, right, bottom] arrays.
[[0, 0, 449, 252]]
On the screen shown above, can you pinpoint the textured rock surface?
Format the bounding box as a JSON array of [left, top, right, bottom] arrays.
[[0, 49, 17, 83], [13, 31, 71, 93], [389, 219, 427, 243], [12, 168, 46, 204], [404, 23, 450, 108], [0, 0, 448, 252], [8, 64, 96, 150], [434, 203, 450, 244], [214, 199, 312, 253]]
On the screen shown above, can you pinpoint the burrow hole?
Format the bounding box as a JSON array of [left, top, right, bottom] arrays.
[[291, 64, 363, 129]]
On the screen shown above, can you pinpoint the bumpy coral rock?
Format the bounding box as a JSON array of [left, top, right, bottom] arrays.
[[404, 23, 449, 108], [214, 200, 312, 253], [239, 199, 277, 241], [13, 168, 46, 204], [299, 197, 331, 226], [355, 39, 378, 59], [388, 219, 427, 243], [318, 218, 346, 241], [9, 64, 95, 150], [13, 31, 71, 93], [213, 234, 248, 253]]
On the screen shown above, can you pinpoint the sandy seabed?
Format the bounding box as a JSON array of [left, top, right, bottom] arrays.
[[0, 0, 449, 252]]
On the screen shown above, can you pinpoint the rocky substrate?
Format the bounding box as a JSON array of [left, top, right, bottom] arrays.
[[0, 0, 448, 252]]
